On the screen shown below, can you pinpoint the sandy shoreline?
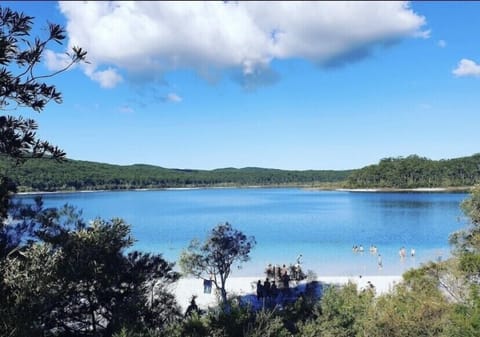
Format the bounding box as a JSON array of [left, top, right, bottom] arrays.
[[14, 185, 471, 196], [335, 187, 470, 192], [172, 274, 403, 312]]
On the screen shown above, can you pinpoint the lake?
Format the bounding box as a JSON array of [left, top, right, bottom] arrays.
[[16, 188, 469, 277]]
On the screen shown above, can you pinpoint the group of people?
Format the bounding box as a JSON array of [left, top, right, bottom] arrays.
[[256, 278, 281, 300], [352, 244, 378, 255], [259, 255, 306, 300], [399, 246, 415, 259], [352, 244, 417, 271], [265, 262, 305, 283], [352, 244, 381, 270]]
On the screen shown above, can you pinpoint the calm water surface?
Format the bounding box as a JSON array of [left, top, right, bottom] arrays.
[[16, 188, 468, 277]]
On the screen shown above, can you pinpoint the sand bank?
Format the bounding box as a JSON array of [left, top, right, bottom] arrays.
[[172, 275, 402, 312]]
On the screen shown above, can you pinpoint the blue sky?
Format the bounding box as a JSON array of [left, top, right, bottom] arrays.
[[4, 1, 480, 170]]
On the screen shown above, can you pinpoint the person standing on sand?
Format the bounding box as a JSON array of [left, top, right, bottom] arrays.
[[256, 280, 263, 300], [282, 273, 289, 287], [185, 296, 200, 317], [264, 278, 271, 298], [296, 254, 303, 265]]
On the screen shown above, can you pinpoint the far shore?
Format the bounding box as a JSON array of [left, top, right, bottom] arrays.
[[14, 185, 473, 196], [333, 186, 471, 193]]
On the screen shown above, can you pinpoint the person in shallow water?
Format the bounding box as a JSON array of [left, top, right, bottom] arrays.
[[377, 254, 383, 270]]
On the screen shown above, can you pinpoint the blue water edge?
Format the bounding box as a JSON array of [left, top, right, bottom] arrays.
[[15, 188, 469, 277]]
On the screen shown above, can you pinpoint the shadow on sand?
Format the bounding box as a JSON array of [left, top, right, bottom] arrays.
[[233, 279, 328, 311]]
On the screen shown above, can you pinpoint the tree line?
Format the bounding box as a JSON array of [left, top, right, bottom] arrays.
[[4, 153, 480, 192], [346, 154, 480, 188]]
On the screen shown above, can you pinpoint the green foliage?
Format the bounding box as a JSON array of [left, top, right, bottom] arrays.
[[438, 185, 480, 336], [1, 206, 180, 337], [180, 222, 256, 305], [2, 243, 64, 336], [451, 185, 480, 275], [281, 282, 320, 333], [317, 282, 373, 337], [461, 184, 480, 225], [364, 281, 450, 337], [445, 284, 480, 337], [207, 299, 255, 337], [347, 154, 480, 188], [243, 309, 290, 337], [162, 312, 210, 337]]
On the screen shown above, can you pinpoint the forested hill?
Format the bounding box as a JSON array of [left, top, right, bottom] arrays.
[[0, 156, 351, 192], [346, 154, 480, 188], [4, 154, 480, 192]]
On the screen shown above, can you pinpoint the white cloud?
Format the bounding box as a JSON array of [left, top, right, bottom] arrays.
[[58, 1, 427, 88], [83, 65, 123, 88], [453, 59, 480, 77], [44, 49, 76, 71], [166, 93, 182, 103], [437, 39, 447, 48]]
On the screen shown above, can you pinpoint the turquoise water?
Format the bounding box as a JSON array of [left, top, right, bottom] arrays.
[[16, 188, 468, 277]]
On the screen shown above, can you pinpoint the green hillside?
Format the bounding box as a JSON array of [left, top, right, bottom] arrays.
[[4, 153, 480, 192], [0, 156, 351, 192]]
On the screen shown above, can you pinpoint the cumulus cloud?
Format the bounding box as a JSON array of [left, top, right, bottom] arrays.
[[453, 59, 480, 77], [83, 65, 123, 88], [57, 1, 427, 88]]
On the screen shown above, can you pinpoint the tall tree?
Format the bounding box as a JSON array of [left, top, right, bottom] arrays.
[[1, 7, 87, 334], [179, 222, 256, 305], [0, 5, 86, 228]]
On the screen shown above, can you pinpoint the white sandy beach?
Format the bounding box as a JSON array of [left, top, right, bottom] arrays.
[[172, 275, 403, 312]]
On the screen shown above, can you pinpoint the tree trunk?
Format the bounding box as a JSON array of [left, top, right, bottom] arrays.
[[221, 287, 227, 304]]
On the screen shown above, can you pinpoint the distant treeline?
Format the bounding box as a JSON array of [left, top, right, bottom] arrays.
[[346, 154, 480, 188], [0, 156, 351, 192], [4, 153, 480, 192]]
